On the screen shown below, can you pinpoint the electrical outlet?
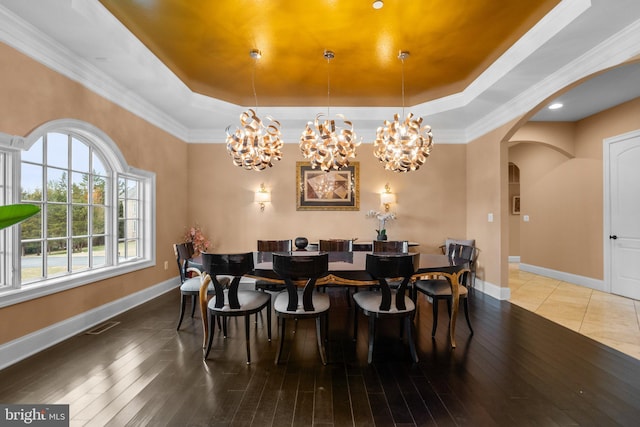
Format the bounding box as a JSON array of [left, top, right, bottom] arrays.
[[164, 261, 169, 270]]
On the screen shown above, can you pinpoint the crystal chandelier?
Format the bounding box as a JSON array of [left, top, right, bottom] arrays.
[[373, 51, 433, 172], [226, 49, 283, 171], [300, 50, 361, 172]]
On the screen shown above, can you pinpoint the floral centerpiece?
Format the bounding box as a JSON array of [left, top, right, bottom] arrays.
[[366, 209, 397, 241], [184, 224, 210, 256]]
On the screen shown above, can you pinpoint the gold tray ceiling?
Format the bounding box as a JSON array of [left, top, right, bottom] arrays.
[[99, 0, 559, 107]]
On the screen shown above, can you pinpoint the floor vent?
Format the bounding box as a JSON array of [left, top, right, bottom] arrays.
[[85, 321, 120, 335]]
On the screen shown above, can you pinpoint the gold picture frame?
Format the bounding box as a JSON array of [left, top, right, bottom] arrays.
[[296, 162, 359, 211]]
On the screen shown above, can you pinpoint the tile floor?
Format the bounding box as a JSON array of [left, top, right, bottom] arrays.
[[508, 263, 640, 360]]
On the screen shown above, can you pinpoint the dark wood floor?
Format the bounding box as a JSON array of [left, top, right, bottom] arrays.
[[1, 286, 639, 426]]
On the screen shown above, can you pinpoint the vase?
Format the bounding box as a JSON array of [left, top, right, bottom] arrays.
[[294, 236, 309, 251], [376, 233, 387, 241]]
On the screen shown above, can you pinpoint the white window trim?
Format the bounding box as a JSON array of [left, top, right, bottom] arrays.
[[0, 119, 155, 308]]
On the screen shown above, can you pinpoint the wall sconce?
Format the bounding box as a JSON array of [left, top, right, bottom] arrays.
[[380, 183, 396, 212], [255, 183, 270, 212]]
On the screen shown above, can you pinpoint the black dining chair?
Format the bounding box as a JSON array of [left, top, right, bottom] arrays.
[[319, 239, 354, 305], [353, 253, 419, 364], [255, 239, 292, 292], [174, 242, 229, 330], [272, 252, 330, 365], [413, 244, 474, 339], [201, 252, 271, 364]]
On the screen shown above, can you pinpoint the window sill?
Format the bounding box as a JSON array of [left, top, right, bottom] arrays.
[[0, 259, 155, 308]]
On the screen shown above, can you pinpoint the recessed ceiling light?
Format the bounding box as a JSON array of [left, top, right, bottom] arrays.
[[548, 102, 563, 110], [373, 1, 384, 10]]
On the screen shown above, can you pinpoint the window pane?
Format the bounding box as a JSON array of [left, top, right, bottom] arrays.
[[125, 219, 138, 238], [128, 200, 139, 218], [71, 137, 89, 172], [47, 205, 67, 238], [72, 238, 89, 272], [118, 240, 138, 261], [47, 239, 68, 277], [21, 210, 42, 239], [21, 241, 43, 283], [93, 152, 106, 176], [47, 168, 67, 202], [71, 172, 88, 203], [93, 176, 106, 205], [47, 133, 68, 169], [22, 137, 43, 164], [92, 236, 106, 267], [126, 180, 138, 199], [21, 163, 43, 201], [72, 205, 88, 235], [118, 178, 126, 199], [92, 206, 105, 234], [118, 219, 125, 239]]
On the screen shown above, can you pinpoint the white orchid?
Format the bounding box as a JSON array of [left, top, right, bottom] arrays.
[[366, 209, 397, 235]]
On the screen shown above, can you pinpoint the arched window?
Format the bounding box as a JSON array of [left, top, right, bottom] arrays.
[[1, 119, 155, 305]]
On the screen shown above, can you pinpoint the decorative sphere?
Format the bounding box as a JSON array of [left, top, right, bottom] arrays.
[[294, 237, 309, 250]]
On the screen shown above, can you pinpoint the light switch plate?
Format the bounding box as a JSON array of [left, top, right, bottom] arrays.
[[488, 213, 494, 222]]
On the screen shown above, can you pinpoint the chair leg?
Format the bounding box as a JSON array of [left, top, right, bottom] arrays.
[[405, 315, 419, 363], [204, 312, 215, 358], [316, 316, 327, 365], [190, 295, 197, 317], [367, 315, 376, 364], [345, 287, 351, 307], [463, 298, 474, 335], [176, 294, 187, 330], [223, 317, 228, 338], [245, 314, 251, 364], [353, 306, 359, 341], [275, 317, 286, 365], [267, 302, 272, 341], [431, 299, 439, 337]]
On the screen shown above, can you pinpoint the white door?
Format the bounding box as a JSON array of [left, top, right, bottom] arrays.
[[605, 130, 640, 299]]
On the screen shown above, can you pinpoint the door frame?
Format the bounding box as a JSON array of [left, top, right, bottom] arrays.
[[603, 129, 640, 295]]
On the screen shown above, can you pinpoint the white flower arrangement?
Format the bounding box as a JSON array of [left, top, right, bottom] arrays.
[[366, 209, 397, 236]]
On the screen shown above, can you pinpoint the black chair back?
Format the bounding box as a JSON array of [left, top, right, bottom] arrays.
[[447, 243, 475, 264], [373, 240, 409, 253], [174, 243, 193, 283], [319, 239, 353, 252], [365, 253, 418, 311], [257, 239, 293, 252], [272, 253, 329, 311], [200, 252, 254, 310]]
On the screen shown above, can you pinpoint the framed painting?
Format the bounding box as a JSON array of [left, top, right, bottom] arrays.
[[296, 162, 359, 211]]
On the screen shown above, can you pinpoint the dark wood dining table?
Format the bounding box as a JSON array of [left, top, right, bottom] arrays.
[[190, 251, 469, 348]]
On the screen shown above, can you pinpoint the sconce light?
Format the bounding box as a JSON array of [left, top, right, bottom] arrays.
[[380, 183, 396, 212], [255, 183, 270, 212]]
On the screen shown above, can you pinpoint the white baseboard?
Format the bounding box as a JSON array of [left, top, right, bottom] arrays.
[[0, 277, 180, 371], [474, 279, 510, 300], [519, 263, 605, 292], [509, 256, 521, 263]]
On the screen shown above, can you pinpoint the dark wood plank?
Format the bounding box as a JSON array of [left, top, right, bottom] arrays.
[[0, 287, 638, 426]]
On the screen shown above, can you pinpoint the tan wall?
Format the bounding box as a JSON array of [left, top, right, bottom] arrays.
[[466, 120, 521, 288], [0, 43, 188, 345], [508, 97, 640, 279], [187, 143, 469, 254]]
